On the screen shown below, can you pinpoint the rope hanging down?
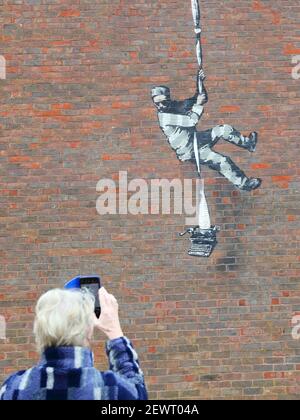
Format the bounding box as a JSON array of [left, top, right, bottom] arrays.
[[191, 0, 203, 74], [191, 0, 204, 178], [191, 0, 211, 230]]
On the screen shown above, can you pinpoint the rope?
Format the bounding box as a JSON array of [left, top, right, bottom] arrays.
[[191, 0, 211, 229]]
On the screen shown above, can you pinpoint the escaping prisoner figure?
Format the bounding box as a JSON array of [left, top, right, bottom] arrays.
[[151, 69, 262, 192]]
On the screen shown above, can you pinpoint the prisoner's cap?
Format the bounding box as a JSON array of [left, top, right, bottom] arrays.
[[151, 86, 170, 100]]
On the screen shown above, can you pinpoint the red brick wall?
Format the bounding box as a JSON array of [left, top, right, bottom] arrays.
[[0, 0, 299, 400]]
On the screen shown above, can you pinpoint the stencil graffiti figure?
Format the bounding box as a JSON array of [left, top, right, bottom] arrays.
[[151, 70, 262, 192], [150, 0, 262, 257]]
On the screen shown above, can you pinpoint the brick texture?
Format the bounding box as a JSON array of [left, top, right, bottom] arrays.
[[0, 0, 300, 400]]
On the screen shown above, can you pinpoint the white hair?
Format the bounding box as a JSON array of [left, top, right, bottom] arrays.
[[34, 288, 95, 353]]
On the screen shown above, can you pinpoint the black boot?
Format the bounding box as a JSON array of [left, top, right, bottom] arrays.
[[241, 177, 262, 191], [247, 132, 258, 152]]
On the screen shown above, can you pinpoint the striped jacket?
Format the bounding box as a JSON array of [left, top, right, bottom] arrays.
[[0, 336, 148, 400], [157, 99, 204, 162]]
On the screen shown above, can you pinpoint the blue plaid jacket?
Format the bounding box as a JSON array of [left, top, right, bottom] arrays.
[[0, 336, 148, 400]]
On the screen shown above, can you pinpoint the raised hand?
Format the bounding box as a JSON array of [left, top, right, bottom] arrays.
[[197, 92, 208, 105], [94, 287, 123, 340], [198, 68, 206, 81]]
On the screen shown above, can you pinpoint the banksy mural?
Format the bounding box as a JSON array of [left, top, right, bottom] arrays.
[[151, 0, 262, 257]]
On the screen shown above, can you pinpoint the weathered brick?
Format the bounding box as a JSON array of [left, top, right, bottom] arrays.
[[0, 0, 299, 402]]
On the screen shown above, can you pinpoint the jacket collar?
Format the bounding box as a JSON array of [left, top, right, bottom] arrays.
[[39, 346, 94, 369]]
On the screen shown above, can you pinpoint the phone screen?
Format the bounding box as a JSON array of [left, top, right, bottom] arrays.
[[80, 277, 101, 317]]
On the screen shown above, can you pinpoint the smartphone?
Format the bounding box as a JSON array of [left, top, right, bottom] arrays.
[[79, 276, 101, 318]]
